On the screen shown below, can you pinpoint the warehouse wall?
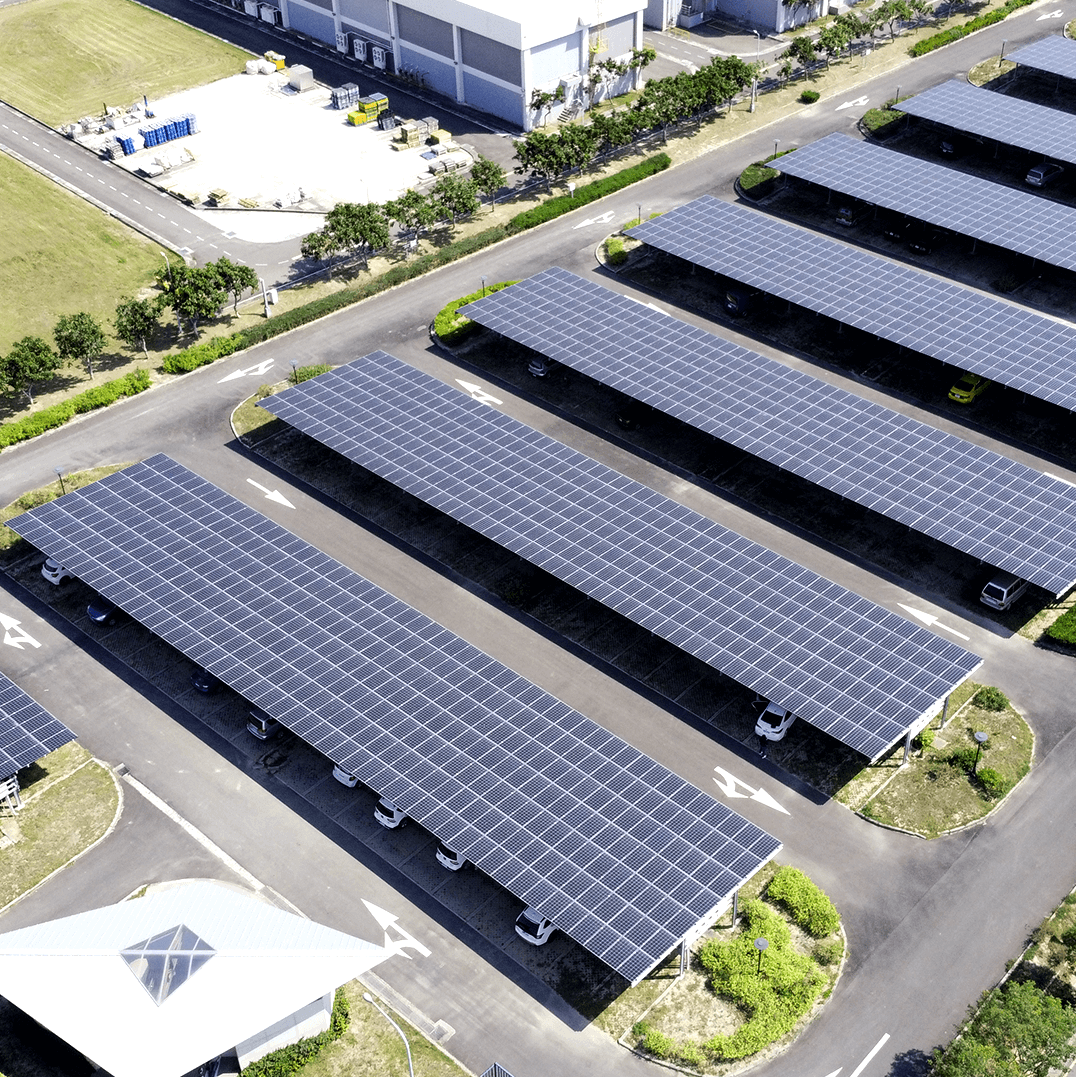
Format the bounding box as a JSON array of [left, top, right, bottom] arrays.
[[462, 71, 524, 128], [338, 0, 391, 32], [397, 45, 457, 99], [285, 0, 335, 43]]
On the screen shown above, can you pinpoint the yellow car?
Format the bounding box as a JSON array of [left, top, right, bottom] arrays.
[[948, 371, 991, 404]]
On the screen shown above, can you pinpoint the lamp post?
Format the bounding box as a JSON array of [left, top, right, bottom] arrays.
[[363, 992, 414, 1077], [290, 359, 298, 385], [54, 467, 66, 496], [754, 937, 769, 975], [751, 31, 760, 114], [1001, 39, 1008, 61], [161, 251, 182, 335], [973, 731, 988, 772], [481, 275, 487, 296], [638, 203, 642, 226], [159, 250, 173, 283], [772, 138, 779, 163]]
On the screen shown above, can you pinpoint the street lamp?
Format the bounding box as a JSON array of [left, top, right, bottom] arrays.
[[363, 992, 414, 1077], [481, 275, 487, 296], [290, 359, 298, 384], [54, 467, 66, 496], [973, 731, 988, 772], [754, 937, 769, 975], [637, 202, 642, 226], [772, 138, 779, 163], [751, 31, 760, 114], [159, 250, 173, 282]]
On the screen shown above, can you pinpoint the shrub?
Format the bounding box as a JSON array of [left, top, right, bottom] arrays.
[[1046, 606, 1076, 646], [860, 107, 906, 138], [766, 866, 840, 938], [974, 686, 1009, 712], [242, 988, 349, 1076], [800, 89, 820, 104], [977, 768, 1008, 799], [914, 728, 935, 751], [433, 281, 518, 346], [1060, 925, 1076, 951], [910, 0, 1037, 57], [813, 939, 844, 967], [947, 746, 978, 771], [294, 363, 331, 384], [605, 236, 629, 265]]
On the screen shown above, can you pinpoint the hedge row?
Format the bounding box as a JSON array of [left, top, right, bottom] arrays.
[[1046, 606, 1076, 646], [766, 865, 840, 938], [241, 988, 349, 1077], [433, 280, 519, 346], [910, 0, 1037, 56], [0, 370, 152, 450]]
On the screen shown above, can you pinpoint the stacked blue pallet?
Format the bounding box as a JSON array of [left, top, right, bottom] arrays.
[[118, 135, 136, 155], [137, 114, 199, 148]]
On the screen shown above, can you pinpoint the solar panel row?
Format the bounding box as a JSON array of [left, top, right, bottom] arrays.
[[261, 352, 982, 762], [1007, 35, 1076, 83], [895, 79, 1076, 166], [0, 674, 74, 781], [459, 268, 1076, 596], [774, 132, 1076, 272], [7, 455, 781, 985], [626, 195, 1076, 413]]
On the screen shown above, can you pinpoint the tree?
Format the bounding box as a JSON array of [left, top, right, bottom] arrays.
[[556, 123, 598, 173], [514, 130, 565, 189], [875, 0, 914, 39], [781, 36, 818, 79], [818, 23, 851, 67], [469, 155, 507, 210], [430, 173, 480, 225], [212, 256, 259, 314], [300, 228, 342, 275], [0, 336, 60, 404], [54, 311, 106, 379], [384, 189, 438, 236], [907, 0, 932, 25], [782, 0, 817, 24], [113, 296, 161, 357], [323, 201, 390, 268], [156, 263, 228, 335]]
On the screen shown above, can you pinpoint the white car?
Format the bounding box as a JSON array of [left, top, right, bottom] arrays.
[[331, 764, 359, 788], [41, 558, 75, 586], [435, 842, 466, 871], [246, 707, 280, 740], [373, 796, 406, 829], [514, 907, 555, 945], [755, 701, 797, 743]]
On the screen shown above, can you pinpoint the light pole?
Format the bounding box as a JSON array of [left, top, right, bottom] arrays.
[[973, 731, 988, 772], [54, 467, 66, 496], [363, 992, 414, 1077], [159, 250, 173, 283], [754, 937, 769, 975], [637, 202, 642, 226], [290, 359, 298, 384], [772, 138, 779, 163], [751, 31, 760, 113], [258, 278, 270, 319], [160, 251, 182, 335], [481, 275, 487, 296]]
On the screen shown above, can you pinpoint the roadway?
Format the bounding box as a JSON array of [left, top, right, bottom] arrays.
[[2, 6, 1076, 1077]]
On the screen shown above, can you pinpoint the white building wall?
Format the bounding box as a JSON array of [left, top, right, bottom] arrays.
[[235, 992, 333, 1070]]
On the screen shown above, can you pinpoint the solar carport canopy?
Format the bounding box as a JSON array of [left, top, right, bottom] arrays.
[[261, 354, 982, 762], [894, 80, 1076, 166], [1007, 35, 1076, 83], [0, 673, 74, 780], [775, 132, 1076, 273], [7, 455, 781, 985], [627, 195, 1076, 413], [460, 268, 1076, 597]]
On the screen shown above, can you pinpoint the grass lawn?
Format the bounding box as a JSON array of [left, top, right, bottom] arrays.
[[0, 152, 163, 361], [0, 743, 119, 910], [0, 0, 250, 126]]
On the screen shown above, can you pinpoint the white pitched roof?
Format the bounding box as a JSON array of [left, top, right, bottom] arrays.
[[0, 880, 391, 1077]]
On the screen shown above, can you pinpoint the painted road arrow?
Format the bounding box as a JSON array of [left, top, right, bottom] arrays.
[[713, 766, 790, 815], [1, 613, 41, 650], [218, 358, 276, 383], [1037, 9, 1064, 17], [246, 478, 295, 508], [455, 379, 503, 406], [572, 210, 615, 229], [835, 95, 869, 110], [362, 900, 433, 959], [898, 603, 970, 641]]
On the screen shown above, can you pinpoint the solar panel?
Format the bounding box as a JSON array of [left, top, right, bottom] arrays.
[[260, 353, 982, 761], [0, 672, 75, 780], [459, 268, 1076, 596], [7, 455, 780, 985], [625, 195, 1076, 413], [895, 79, 1076, 165], [1007, 35, 1076, 83], [775, 132, 1076, 272]]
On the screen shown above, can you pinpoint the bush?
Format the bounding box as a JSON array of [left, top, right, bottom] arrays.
[[799, 89, 820, 104], [1046, 606, 1076, 646], [242, 988, 350, 1077], [507, 153, 671, 233], [433, 281, 519, 346], [947, 746, 978, 771], [605, 236, 629, 265], [914, 728, 935, 751], [910, 0, 1037, 56], [974, 686, 1009, 712], [1060, 925, 1076, 951], [294, 363, 331, 384], [766, 866, 840, 938], [813, 939, 843, 967], [860, 106, 907, 138], [977, 768, 1008, 799]]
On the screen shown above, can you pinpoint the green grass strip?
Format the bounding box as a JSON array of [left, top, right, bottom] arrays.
[[910, 0, 1037, 56]]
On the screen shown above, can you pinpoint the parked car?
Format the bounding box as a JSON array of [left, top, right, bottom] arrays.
[[980, 571, 1029, 611], [373, 796, 406, 828], [190, 667, 221, 694], [514, 907, 555, 945], [835, 202, 868, 227], [755, 701, 797, 743], [527, 356, 556, 378], [246, 706, 280, 740], [331, 764, 359, 787], [724, 286, 760, 317], [906, 223, 944, 255], [1025, 161, 1063, 188], [41, 558, 75, 586], [948, 371, 991, 403], [86, 594, 121, 626], [882, 214, 911, 242], [435, 842, 467, 871]]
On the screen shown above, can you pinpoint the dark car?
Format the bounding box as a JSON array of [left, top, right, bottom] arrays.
[[724, 286, 760, 317], [190, 667, 222, 694], [882, 213, 911, 242], [906, 223, 944, 254], [835, 202, 868, 228], [1025, 161, 1064, 188], [86, 594, 121, 626]]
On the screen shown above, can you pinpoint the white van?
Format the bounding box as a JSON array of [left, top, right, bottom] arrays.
[[980, 571, 1028, 611], [374, 797, 406, 828]]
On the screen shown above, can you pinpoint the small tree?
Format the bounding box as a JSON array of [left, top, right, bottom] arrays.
[[875, 0, 914, 39], [430, 173, 480, 225], [212, 256, 259, 314], [470, 155, 508, 211], [324, 201, 390, 268], [818, 24, 851, 67], [113, 296, 161, 358], [782, 36, 818, 80], [54, 311, 106, 379], [782, 0, 817, 25], [0, 336, 61, 404], [156, 264, 228, 335], [514, 130, 566, 189], [384, 189, 438, 238]]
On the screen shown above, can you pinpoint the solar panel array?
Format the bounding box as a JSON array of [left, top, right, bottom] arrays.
[[261, 353, 982, 761], [775, 132, 1076, 272], [0, 673, 74, 780], [895, 80, 1076, 166], [7, 455, 780, 984], [626, 195, 1076, 413], [1008, 35, 1076, 83], [459, 269, 1076, 596]]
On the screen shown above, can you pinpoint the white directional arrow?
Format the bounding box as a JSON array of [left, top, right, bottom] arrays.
[[836, 95, 869, 111], [218, 358, 277, 383], [246, 478, 295, 508], [821, 1070, 842, 1077], [0, 613, 41, 650], [362, 900, 433, 959], [455, 379, 503, 406], [898, 603, 970, 641], [1037, 9, 1064, 18], [713, 767, 790, 815], [572, 210, 615, 229]]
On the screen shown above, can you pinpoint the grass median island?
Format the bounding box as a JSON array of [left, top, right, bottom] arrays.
[[0, 0, 250, 126], [232, 364, 332, 444]]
